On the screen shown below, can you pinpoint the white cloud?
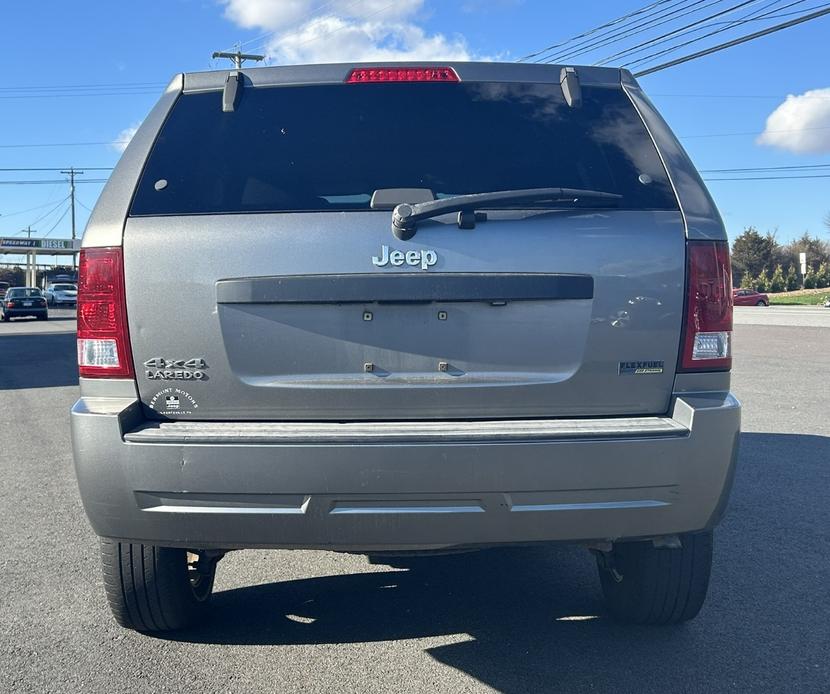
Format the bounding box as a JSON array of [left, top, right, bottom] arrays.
[[112, 124, 139, 153], [222, 0, 423, 29], [219, 0, 477, 64], [757, 87, 830, 154]]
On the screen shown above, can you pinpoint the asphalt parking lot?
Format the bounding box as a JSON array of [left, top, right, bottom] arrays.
[[1, 305, 828, 693]]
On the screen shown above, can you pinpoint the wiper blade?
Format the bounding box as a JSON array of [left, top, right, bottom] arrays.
[[391, 187, 621, 240]]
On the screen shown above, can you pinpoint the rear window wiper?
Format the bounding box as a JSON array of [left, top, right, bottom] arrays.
[[390, 187, 621, 240]]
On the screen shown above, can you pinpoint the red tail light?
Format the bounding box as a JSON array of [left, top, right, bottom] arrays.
[[76, 247, 135, 379], [6, 301, 15, 308], [679, 240, 733, 372], [345, 66, 459, 83]]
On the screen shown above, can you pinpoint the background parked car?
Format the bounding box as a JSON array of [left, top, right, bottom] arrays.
[[43, 282, 78, 306], [733, 288, 769, 306], [0, 287, 48, 321], [0, 281, 10, 299]]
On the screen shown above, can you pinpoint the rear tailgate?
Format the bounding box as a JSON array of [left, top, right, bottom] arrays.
[[122, 67, 685, 421], [124, 209, 684, 420]]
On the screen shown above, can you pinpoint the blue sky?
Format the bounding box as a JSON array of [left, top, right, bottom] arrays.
[[2, 0, 829, 258]]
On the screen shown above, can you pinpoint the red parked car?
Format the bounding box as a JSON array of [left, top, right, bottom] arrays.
[[733, 288, 769, 306]]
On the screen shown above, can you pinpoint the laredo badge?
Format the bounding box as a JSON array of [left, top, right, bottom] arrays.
[[619, 360, 664, 375], [144, 357, 208, 381]]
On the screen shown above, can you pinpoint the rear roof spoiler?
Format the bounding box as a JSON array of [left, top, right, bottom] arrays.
[[182, 61, 624, 93]]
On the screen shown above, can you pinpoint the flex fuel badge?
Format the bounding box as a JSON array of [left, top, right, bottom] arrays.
[[619, 360, 665, 375], [149, 387, 200, 415]]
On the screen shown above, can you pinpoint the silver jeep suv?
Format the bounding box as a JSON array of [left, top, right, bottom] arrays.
[[71, 62, 739, 632]]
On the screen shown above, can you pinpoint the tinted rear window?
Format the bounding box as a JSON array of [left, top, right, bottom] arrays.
[[131, 81, 677, 216], [8, 288, 42, 298]]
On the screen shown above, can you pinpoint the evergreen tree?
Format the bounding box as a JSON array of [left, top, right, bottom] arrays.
[[769, 265, 785, 293], [785, 266, 799, 291], [731, 227, 779, 287]]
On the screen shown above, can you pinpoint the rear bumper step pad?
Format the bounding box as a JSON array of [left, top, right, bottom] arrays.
[[124, 416, 687, 445]]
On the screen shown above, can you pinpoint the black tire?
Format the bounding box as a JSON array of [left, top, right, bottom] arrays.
[[99, 539, 216, 632], [756, 300, 767, 306], [597, 531, 712, 625], [1, 313, 8, 322]]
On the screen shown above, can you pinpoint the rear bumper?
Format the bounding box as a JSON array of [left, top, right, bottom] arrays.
[[71, 393, 740, 551], [4, 308, 47, 318]]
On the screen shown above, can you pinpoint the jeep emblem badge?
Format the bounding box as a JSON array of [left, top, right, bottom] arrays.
[[372, 244, 437, 271]]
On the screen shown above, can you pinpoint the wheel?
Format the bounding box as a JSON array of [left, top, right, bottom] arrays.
[[37, 314, 47, 321], [756, 300, 767, 306], [1, 312, 8, 322], [596, 531, 712, 625], [99, 539, 218, 632]]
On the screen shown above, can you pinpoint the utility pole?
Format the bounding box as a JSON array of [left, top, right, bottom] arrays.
[[212, 49, 265, 68], [21, 226, 35, 286], [60, 167, 83, 270]]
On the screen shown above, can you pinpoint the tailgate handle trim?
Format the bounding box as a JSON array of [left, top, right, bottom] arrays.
[[216, 273, 593, 304]]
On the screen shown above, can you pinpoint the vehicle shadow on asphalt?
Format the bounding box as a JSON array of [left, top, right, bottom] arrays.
[[161, 432, 830, 692], [0, 332, 78, 389]]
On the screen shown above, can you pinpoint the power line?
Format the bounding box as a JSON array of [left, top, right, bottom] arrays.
[[546, 0, 730, 64], [595, 0, 789, 65], [75, 197, 94, 213], [27, 196, 69, 229], [682, 124, 830, 137], [704, 173, 830, 179], [650, 91, 830, 98], [0, 197, 72, 219], [0, 141, 127, 149], [42, 205, 71, 238], [623, 0, 814, 69], [634, 4, 830, 75], [0, 167, 113, 172], [0, 81, 165, 91], [0, 178, 109, 184], [518, 0, 678, 62], [699, 163, 830, 172], [211, 50, 264, 69], [0, 91, 161, 100]]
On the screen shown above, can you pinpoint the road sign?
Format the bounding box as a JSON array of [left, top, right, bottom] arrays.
[[0, 237, 81, 253], [799, 252, 807, 275]]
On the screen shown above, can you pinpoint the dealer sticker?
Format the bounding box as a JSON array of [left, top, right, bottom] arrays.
[[149, 387, 200, 415]]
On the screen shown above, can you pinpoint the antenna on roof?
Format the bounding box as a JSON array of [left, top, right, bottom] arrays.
[[212, 49, 265, 69]]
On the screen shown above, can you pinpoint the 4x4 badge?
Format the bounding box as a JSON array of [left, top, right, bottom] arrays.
[[144, 357, 208, 381], [372, 244, 437, 271]]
